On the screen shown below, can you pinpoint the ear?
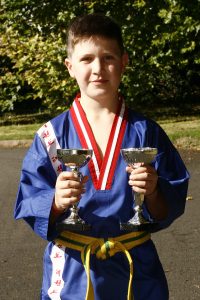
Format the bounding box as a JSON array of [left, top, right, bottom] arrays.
[[121, 52, 129, 73], [65, 58, 75, 78]]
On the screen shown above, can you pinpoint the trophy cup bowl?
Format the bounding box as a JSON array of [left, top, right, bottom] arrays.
[[121, 147, 158, 231], [56, 148, 93, 232]]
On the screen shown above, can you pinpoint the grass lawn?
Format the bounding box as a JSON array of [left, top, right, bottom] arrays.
[[0, 124, 41, 141], [159, 118, 200, 150], [0, 117, 200, 150]]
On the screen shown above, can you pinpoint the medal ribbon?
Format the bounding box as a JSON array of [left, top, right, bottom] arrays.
[[70, 95, 127, 190]]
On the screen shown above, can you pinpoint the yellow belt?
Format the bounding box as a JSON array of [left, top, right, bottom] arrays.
[[55, 230, 150, 300]]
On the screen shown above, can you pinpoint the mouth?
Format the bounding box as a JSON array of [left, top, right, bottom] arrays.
[[91, 79, 108, 84]]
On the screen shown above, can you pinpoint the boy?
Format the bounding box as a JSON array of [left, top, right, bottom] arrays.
[[14, 14, 189, 300]]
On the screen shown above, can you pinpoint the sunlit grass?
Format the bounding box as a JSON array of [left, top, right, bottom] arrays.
[[0, 118, 200, 150], [0, 124, 41, 140], [159, 118, 200, 150]]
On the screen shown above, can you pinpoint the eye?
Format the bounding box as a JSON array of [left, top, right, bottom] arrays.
[[80, 56, 92, 63], [104, 55, 114, 61]]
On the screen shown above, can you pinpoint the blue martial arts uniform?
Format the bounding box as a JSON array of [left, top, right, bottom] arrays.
[[14, 97, 189, 300]]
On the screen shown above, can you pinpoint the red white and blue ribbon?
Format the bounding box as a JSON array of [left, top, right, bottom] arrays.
[[70, 95, 127, 190]]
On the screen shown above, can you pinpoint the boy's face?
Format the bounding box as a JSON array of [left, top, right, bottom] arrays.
[[65, 36, 128, 102]]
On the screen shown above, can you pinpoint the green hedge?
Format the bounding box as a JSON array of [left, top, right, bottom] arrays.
[[1, 0, 200, 113]]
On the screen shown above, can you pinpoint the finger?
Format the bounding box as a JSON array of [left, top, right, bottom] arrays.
[[132, 162, 144, 169], [131, 166, 155, 175], [58, 171, 81, 181], [132, 185, 146, 194], [129, 178, 151, 188], [129, 178, 158, 195], [54, 195, 82, 211], [130, 172, 157, 182], [54, 186, 85, 208], [56, 179, 83, 190], [58, 186, 86, 198], [127, 166, 146, 176], [66, 196, 82, 206], [132, 184, 158, 196]]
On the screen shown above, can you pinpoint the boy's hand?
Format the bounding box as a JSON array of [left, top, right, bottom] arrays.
[[126, 163, 168, 221], [53, 171, 88, 213], [126, 163, 158, 196]]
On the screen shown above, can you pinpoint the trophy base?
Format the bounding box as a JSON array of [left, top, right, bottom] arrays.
[[120, 222, 157, 232], [120, 211, 158, 231], [56, 219, 91, 232]]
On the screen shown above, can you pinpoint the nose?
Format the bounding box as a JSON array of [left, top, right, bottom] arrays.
[[92, 58, 103, 74]]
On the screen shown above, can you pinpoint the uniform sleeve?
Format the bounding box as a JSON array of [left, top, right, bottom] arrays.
[[14, 134, 58, 240], [143, 121, 190, 230]]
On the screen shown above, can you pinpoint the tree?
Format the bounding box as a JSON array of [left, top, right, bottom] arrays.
[[1, 0, 200, 114]]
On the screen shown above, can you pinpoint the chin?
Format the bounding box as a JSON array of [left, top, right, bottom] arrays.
[[88, 88, 114, 100]]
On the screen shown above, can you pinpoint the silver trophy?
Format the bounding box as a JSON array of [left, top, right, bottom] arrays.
[[121, 147, 158, 231], [56, 148, 93, 231]]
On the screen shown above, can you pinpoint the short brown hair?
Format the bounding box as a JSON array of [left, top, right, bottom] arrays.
[[67, 13, 124, 56]]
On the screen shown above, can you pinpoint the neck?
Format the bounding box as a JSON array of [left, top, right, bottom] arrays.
[[79, 93, 120, 116]]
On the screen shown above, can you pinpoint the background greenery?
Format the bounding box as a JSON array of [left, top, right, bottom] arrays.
[[1, 0, 200, 116]]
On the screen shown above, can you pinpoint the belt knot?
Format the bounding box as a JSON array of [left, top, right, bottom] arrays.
[[91, 238, 119, 260]]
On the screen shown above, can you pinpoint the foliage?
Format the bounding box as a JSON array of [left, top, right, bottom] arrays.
[[1, 0, 200, 113]]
